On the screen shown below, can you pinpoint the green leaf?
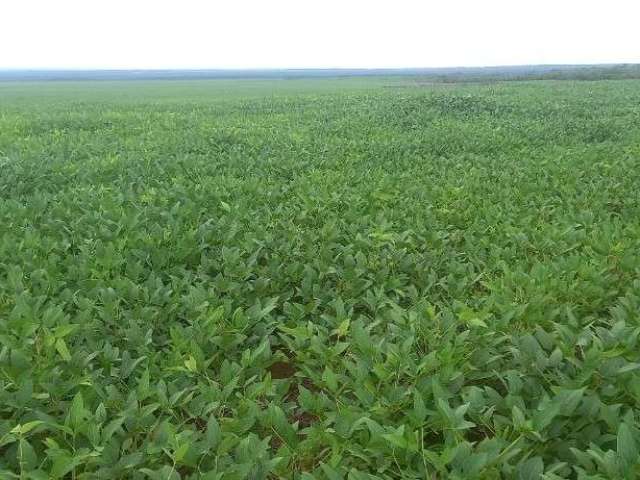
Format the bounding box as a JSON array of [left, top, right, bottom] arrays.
[[10, 421, 43, 435], [173, 443, 190, 463], [557, 388, 585, 416], [512, 406, 526, 430], [322, 367, 338, 392], [616, 363, 640, 375], [19, 438, 38, 470], [533, 397, 561, 431], [335, 318, 350, 337], [141, 466, 181, 480], [50, 455, 80, 479], [53, 324, 78, 339], [184, 355, 197, 372], [55, 338, 71, 362], [69, 392, 85, 429], [468, 317, 488, 328], [617, 423, 637, 472], [206, 416, 221, 450], [320, 462, 344, 480], [413, 391, 427, 425], [382, 425, 409, 450], [517, 457, 544, 480], [102, 417, 125, 442]]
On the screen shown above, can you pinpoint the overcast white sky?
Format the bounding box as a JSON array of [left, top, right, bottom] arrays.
[[1, 0, 639, 69]]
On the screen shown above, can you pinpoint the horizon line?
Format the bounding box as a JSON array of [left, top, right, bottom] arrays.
[[1, 62, 639, 72]]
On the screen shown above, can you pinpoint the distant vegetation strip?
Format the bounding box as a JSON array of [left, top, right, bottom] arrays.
[[2, 63, 640, 82]]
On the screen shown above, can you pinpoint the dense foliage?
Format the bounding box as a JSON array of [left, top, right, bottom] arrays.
[[1, 79, 639, 479]]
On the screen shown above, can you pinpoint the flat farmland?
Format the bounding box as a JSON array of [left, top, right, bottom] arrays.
[[1, 78, 639, 479]]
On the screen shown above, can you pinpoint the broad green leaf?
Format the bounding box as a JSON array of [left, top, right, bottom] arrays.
[[517, 457, 544, 480], [11, 421, 43, 435], [617, 423, 637, 472], [55, 339, 71, 362]]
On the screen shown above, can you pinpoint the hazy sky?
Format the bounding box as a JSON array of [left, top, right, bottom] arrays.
[[2, 0, 639, 69]]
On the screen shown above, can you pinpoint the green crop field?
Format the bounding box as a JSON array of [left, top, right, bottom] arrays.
[[1, 78, 640, 479]]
